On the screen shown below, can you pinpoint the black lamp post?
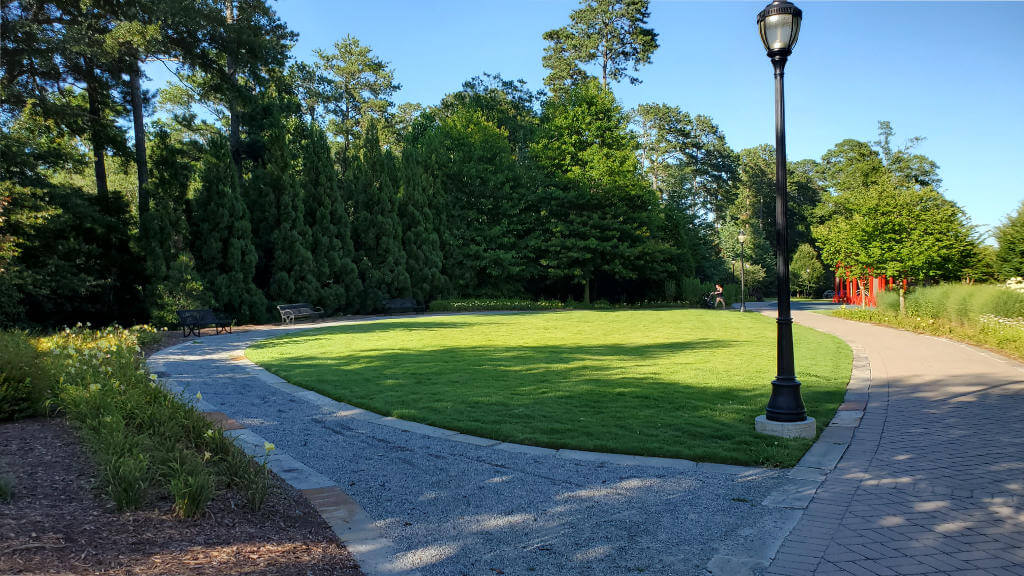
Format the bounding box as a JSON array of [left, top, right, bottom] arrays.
[[758, 0, 806, 423], [738, 231, 748, 313]]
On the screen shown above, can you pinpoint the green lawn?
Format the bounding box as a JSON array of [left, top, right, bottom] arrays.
[[246, 310, 851, 467]]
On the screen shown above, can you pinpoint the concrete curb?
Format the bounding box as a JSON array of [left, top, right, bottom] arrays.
[[148, 311, 855, 576], [151, 360, 421, 576], [706, 343, 872, 575], [209, 333, 762, 476]]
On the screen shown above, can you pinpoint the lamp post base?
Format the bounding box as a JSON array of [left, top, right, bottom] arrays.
[[755, 414, 816, 439]]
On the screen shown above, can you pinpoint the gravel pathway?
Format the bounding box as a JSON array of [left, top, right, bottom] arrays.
[[147, 315, 806, 576]]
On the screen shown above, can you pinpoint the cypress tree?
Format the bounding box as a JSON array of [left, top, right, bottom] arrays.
[[301, 122, 361, 312], [346, 124, 411, 312], [248, 108, 318, 304], [398, 145, 445, 303], [192, 136, 266, 323]]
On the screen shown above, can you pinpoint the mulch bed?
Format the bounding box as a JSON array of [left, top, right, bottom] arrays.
[[0, 418, 364, 576]]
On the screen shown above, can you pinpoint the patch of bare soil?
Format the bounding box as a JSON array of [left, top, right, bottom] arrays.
[[0, 418, 363, 576]]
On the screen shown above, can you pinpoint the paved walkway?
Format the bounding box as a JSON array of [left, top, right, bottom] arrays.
[[768, 311, 1024, 576], [148, 317, 797, 576]]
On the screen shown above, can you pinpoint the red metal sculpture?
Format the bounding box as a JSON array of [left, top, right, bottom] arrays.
[[832, 263, 906, 307]]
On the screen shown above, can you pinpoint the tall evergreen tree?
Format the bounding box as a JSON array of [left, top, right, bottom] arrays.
[[243, 99, 318, 305], [192, 137, 266, 322], [542, 0, 659, 92], [262, 112, 318, 304], [346, 124, 411, 311], [398, 145, 445, 304], [314, 36, 401, 160], [300, 122, 361, 312]]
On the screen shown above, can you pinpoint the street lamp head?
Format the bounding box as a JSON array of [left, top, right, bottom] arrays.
[[757, 0, 802, 58], [738, 231, 748, 245]]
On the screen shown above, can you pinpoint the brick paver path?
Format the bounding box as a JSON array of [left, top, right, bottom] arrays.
[[768, 311, 1024, 576]]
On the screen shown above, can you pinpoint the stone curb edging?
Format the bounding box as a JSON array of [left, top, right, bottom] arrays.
[[223, 349, 761, 475], [147, 311, 862, 576], [151, 324, 763, 476], [706, 343, 872, 575], [149, 365, 421, 576]]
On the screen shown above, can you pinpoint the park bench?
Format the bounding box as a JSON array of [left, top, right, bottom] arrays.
[[277, 303, 324, 325], [176, 309, 233, 337], [382, 298, 426, 314]]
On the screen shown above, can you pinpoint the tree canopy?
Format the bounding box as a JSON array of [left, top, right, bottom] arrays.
[[0, 2, 989, 328], [542, 0, 659, 92]]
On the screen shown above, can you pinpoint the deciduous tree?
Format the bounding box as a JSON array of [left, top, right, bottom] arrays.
[[995, 200, 1024, 279]]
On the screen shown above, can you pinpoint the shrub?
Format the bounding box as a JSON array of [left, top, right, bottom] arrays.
[[168, 451, 214, 518], [678, 278, 742, 307], [131, 324, 163, 349], [238, 458, 271, 512], [0, 331, 54, 421], [678, 277, 709, 306], [103, 451, 151, 511], [148, 255, 209, 329]]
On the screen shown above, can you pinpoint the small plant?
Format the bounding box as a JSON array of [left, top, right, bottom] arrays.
[[168, 451, 214, 518], [0, 476, 14, 503], [104, 452, 150, 511], [0, 331, 54, 421], [131, 324, 163, 348], [236, 442, 275, 512]]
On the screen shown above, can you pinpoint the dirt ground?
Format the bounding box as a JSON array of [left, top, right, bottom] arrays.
[[0, 418, 364, 576]]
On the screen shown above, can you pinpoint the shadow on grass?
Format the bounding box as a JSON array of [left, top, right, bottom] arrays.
[[253, 338, 843, 466], [254, 320, 502, 348]]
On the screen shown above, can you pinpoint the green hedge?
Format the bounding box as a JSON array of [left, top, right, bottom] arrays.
[[430, 280, 744, 313]]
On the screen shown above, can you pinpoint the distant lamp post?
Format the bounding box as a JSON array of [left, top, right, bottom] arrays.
[[738, 231, 748, 313], [754, 0, 814, 438]]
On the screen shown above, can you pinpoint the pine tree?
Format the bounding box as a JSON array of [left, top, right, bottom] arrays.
[[398, 145, 445, 303], [300, 122, 361, 312], [346, 124, 411, 312], [192, 137, 266, 323]]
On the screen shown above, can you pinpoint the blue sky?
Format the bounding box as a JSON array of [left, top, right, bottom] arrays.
[[146, 1, 1024, 238]]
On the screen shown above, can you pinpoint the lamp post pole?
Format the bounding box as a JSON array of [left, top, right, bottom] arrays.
[[757, 0, 807, 425], [738, 232, 747, 313]]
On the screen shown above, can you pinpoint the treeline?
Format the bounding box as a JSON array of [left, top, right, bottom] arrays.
[[1, 0, 993, 328]]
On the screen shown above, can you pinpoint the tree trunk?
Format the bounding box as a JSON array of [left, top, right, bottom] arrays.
[[583, 277, 591, 305], [129, 58, 149, 216], [899, 286, 906, 315], [857, 278, 866, 308], [225, 0, 240, 173], [84, 59, 109, 199]]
